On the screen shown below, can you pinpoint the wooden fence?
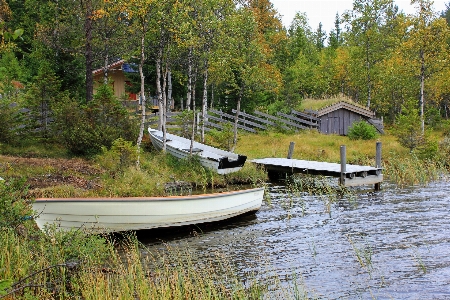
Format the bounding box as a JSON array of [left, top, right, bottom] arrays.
[[203, 109, 320, 133], [146, 106, 384, 136]]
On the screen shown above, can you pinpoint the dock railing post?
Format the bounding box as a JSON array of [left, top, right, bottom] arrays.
[[375, 141, 382, 190], [340, 145, 346, 186], [376, 141, 382, 168], [287, 142, 295, 159]]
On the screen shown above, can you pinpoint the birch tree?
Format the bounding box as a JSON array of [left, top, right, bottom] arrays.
[[405, 0, 450, 134], [343, 0, 397, 108], [120, 0, 156, 164]]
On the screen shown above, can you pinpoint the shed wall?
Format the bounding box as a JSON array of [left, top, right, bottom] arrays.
[[93, 70, 137, 100], [319, 108, 364, 135]]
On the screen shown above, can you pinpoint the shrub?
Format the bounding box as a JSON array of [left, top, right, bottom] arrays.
[[392, 99, 425, 152], [206, 122, 234, 151], [347, 120, 378, 140], [53, 85, 138, 156], [96, 138, 138, 174], [417, 139, 439, 161], [0, 100, 20, 144], [0, 178, 33, 230]]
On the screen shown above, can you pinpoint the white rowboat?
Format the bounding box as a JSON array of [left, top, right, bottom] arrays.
[[33, 187, 265, 233], [148, 128, 246, 174]]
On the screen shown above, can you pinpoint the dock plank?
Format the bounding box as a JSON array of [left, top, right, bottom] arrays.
[[251, 158, 382, 181]]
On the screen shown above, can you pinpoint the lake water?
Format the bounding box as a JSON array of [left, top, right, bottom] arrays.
[[138, 180, 450, 299]]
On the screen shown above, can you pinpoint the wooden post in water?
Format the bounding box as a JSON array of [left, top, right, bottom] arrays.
[[287, 142, 295, 159], [375, 141, 382, 191], [340, 145, 346, 186]]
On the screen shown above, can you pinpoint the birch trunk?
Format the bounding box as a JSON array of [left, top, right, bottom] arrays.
[[186, 47, 193, 111], [201, 64, 208, 143], [419, 49, 425, 135], [366, 41, 371, 108], [167, 69, 172, 111], [156, 47, 166, 151], [136, 34, 146, 167], [232, 85, 244, 152], [190, 112, 195, 155], [210, 84, 214, 110], [84, 0, 94, 103], [192, 67, 197, 112]]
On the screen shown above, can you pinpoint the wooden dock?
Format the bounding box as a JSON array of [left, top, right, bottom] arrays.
[[251, 158, 383, 187], [251, 142, 383, 189]]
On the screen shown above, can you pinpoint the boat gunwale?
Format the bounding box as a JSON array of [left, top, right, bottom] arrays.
[[35, 187, 265, 202]]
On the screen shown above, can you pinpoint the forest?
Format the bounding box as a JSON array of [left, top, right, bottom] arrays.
[[1, 0, 450, 154]]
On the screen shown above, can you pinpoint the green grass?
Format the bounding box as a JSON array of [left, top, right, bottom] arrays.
[[1, 125, 449, 198], [299, 94, 356, 111], [0, 225, 313, 299], [2, 126, 448, 299]]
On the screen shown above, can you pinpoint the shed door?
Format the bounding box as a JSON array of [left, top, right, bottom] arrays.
[[327, 117, 340, 134]]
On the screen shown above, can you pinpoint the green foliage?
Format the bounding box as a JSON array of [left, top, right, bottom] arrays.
[[0, 178, 33, 230], [347, 120, 378, 140], [53, 85, 138, 156], [22, 63, 67, 140], [0, 99, 23, 145], [438, 136, 450, 167], [173, 110, 195, 138], [0, 225, 111, 298], [53, 97, 102, 156], [0, 279, 13, 296], [417, 139, 439, 161], [267, 100, 291, 115], [392, 99, 425, 152], [206, 122, 234, 151], [96, 138, 138, 175], [40, 226, 111, 265], [0, 51, 26, 100], [384, 151, 443, 186]]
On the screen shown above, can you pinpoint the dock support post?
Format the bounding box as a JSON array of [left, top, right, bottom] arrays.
[[287, 142, 295, 159], [340, 145, 346, 186], [375, 141, 382, 190]]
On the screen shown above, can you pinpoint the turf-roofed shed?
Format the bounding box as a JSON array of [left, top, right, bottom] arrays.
[[314, 101, 384, 135]]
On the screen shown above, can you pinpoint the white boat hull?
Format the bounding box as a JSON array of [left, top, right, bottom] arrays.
[[148, 128, 246, 174], [33, 187, 264, 233]]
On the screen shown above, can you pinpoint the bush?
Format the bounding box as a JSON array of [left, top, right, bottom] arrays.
[[0, 100, 23, 145], [53, 85, 138, 156], [206, 122, 234, 151], [0, 178, 33, 230], [96, 138, 138, 175], [417, 139, 439, 161], [392, 99, 425, 152], [347, 120, 378, 140]]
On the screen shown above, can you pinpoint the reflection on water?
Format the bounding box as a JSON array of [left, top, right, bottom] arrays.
[[137, 180, 450, 299]]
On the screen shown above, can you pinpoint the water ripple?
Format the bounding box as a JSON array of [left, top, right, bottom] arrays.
[[139, 180, 450, 299]]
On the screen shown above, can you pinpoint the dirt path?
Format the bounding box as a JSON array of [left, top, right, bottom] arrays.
[[0, 155, 104, 194]]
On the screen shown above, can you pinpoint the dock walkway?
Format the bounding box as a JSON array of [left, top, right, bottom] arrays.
[[251, 157, 383, 188]]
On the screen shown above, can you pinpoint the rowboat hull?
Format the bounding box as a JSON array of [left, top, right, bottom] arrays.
[[33, 187, 265, 233], [148, 128, 246, 174]]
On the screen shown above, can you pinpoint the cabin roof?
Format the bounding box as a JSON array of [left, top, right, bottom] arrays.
[[317, 101, 375, 118], [92, 59, 137, 76]]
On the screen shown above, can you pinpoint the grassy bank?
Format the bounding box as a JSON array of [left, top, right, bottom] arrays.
[[236, 129, 449, 186], [0, 140, 267, 198], [0, 226, 276, 299], [1, 127, 449, 198], [1, 128, 449, 299]]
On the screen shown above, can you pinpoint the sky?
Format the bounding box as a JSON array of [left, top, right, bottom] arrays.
[[271, 0, 448, 32]]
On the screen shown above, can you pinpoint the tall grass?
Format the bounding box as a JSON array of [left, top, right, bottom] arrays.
[[1, 226, 316, 299], [237, 129, 449, 187], [1, 146, 267, 198], [285, 174, 357, 217], [383, 152, 445, 187]]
